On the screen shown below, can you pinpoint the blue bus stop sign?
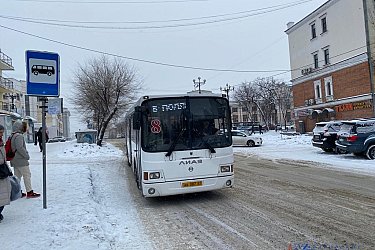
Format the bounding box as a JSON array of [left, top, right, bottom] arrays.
[[26, 50, 60, 96]]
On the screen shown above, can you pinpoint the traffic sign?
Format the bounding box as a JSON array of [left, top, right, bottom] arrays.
[[26, 50, 60, 96]]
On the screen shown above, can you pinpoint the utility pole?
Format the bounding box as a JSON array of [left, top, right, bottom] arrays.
[[193, 77, 206, 94], [363, 0, 375, 115], [220, 83, 234, 101]]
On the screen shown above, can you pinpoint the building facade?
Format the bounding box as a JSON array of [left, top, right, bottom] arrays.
[[286, 0, 375, 132]]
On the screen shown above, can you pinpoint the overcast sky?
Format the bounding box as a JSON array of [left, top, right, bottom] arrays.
[[0, 0, 327, 130]]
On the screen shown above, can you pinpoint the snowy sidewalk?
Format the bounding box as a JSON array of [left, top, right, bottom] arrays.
[[0, 140, 152, 250]]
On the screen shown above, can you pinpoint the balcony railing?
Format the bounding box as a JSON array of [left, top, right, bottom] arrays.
[[0, 101, 13, 112], [0, 76, 14, 90], [0, 49, 13, 67]]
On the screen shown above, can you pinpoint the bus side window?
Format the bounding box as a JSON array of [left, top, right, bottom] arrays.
[[133, 106, 143, 130]]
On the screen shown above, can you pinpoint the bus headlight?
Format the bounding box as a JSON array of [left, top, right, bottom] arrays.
[[220, 165, 231, 173], [149, 172, 161, 179]]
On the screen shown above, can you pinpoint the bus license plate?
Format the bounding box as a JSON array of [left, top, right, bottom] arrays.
[[182, 181, 203, 188]]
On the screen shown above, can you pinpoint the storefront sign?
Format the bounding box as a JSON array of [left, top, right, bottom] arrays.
[[335, 100, 372, 112], [335, 103, 353, 112], [353, 100, 372, 110]]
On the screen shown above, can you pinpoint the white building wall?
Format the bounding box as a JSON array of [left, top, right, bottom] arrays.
[[286, 0, 366, 80]]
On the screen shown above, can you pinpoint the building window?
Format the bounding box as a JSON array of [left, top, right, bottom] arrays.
[[323, 48, 330, 65], [313, 53, 319, 69], [324, 76, 333, 97], [311, 23, 317, 39], [314, 80, 322, 100], [242, 115, 247, 122], [321, 17, 327, 33], [316, 85, 321, 98], [232, 107, 238, 112]]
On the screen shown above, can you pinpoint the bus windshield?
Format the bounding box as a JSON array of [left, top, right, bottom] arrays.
[[141, 96, 232, 153]]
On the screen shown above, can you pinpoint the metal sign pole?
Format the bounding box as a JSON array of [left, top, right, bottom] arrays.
[[26, 50, 60, 209], [41, 97, 48, 209]]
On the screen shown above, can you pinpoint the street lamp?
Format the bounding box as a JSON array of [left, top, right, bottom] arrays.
[[193, 77, 206, 94], [220, 83, 234, 100]]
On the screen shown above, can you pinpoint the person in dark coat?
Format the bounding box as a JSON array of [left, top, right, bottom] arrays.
[[259, 124, 263, 134], [35, 127, 49, 152], [251, 125, 255, 135]]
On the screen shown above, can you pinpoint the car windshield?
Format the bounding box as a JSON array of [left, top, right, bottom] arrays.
[[141, 96, 232, 153]]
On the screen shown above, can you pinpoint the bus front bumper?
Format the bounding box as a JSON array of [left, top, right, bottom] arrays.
[[142, 175, 234, 197]]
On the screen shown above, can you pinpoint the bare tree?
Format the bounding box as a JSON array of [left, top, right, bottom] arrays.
[[73, 55, 142, 146], [256, 77, 292, 129], [234, 77, 292, 130], [233, 81, 269, 128]]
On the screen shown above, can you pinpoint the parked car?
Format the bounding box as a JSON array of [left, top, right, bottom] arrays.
[[48, 136, 66, 143], [231, 130, 262, 147], [238, 125, 265, 134], [336, 119, 375, 159], [311, 121, 345, 153]]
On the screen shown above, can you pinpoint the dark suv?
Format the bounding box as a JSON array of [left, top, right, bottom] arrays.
[[312, 121, 344, 153], [336, 119, 375, 159]]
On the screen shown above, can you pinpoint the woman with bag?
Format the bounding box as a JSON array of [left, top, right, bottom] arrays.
[[10, 120, 40, 198], [0, 124, 12, 222]]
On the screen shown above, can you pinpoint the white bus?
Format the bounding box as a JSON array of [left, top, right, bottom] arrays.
[[125, 91, 234, 197]]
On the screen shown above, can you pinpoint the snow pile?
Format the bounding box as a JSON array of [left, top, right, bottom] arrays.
[[59, 140, 123, 159]]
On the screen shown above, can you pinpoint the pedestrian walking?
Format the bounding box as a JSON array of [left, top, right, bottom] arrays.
[[10, 120, 40, 198], [35, 127, 49, 152], [0, 124, 11, 221], [259, 124, 263, 134]]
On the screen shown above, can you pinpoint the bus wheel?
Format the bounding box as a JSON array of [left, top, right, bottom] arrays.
[[33, 71, 38, 75]]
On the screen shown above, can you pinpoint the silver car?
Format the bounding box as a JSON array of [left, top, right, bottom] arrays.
[[231, 130, 262, 147]]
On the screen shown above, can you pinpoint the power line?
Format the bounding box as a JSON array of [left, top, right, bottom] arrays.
[[0, 24, 289, 73], [207, 35, 286, 81], [0, 0, 312, 30], [0, 23, 369, 75], [0, 20, 370, 76], [0, 0, 311, 24], [10, 0, 207, 4]]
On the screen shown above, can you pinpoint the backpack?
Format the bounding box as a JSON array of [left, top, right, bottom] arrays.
[[5, 134, 17, 161]]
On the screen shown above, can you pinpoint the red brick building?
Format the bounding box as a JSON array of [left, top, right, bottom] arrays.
[[285, 0, 374, 132]]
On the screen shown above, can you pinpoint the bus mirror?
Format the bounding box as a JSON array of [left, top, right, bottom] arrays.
[[133, 106, 143, 130]]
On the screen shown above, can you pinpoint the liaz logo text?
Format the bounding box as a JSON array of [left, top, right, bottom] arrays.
[[179, 159, 203, 165]]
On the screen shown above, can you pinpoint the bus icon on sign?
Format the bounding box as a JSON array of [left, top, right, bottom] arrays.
[[31, 65, 55, 76]]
